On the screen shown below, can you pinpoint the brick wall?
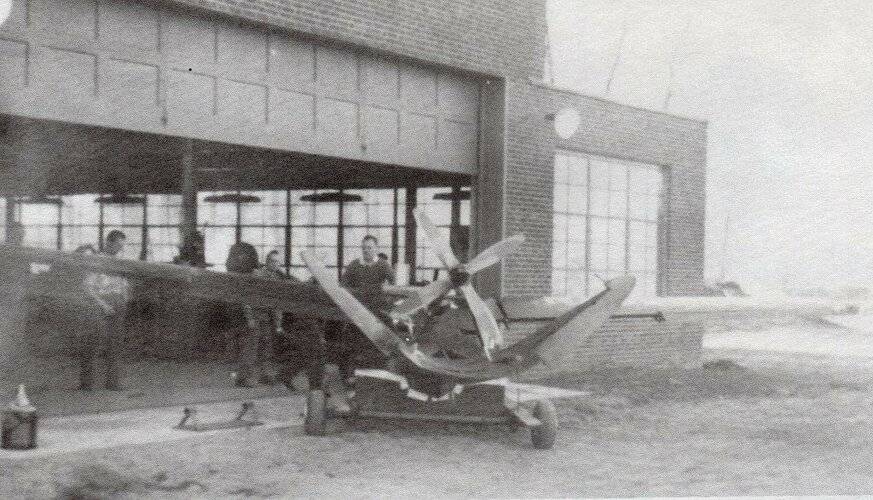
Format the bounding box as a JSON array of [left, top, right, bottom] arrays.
[[501, 81, 708, 299], [163, 0, 546, 80]]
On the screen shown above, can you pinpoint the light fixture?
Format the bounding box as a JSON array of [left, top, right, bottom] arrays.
[[299, 191, 363, 203], [203, 193, 262, 203], [94, 194, 146, 204], [15, 194, 62, 205], [433, 189, 471, 201], [553, 107, 581, 139]]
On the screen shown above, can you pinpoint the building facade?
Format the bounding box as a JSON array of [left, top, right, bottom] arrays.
[[1, 1, 707, 386]]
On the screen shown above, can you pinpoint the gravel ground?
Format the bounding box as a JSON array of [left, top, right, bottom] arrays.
[[3, 326, 873, 498]]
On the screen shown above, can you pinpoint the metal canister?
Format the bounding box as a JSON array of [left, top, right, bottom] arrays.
[[1, 385, 37, 450]]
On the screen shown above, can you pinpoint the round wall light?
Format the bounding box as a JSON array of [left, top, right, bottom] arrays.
[[0, 1, 13, 27], [553, 107, 580, 139]]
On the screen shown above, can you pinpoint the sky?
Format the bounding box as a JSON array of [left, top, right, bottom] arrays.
[[547, 0, 873, 290]]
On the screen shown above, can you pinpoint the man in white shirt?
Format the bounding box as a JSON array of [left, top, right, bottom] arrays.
[[81, 230, 129, 391]]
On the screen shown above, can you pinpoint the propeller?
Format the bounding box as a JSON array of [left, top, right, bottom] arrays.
[[409, 208, 524, 360]]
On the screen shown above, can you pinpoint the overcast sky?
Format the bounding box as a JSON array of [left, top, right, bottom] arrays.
[[547, 0, 873, 290]]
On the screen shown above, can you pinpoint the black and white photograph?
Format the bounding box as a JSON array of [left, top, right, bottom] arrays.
[[1, 0, 872, 497]]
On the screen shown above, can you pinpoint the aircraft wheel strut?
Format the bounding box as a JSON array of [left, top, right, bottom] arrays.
[[304, 389, 327, 436], [529, 399, 557, 449]]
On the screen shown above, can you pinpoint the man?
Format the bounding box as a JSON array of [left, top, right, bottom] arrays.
[[241, 249, 288, 386], [340, 235, 393, 289], [336, 235, 394, 384], [81, 230, 130, 391]]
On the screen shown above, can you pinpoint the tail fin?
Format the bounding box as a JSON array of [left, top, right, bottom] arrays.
[[534, 276, 635, 367]]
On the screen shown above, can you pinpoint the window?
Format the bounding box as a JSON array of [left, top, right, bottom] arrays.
[[552, 152, 662, 300], [146, 195, 182, 263], [414, 187, 470, 283]]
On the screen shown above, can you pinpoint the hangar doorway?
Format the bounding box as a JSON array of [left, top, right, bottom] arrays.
[[0, 116, 473, 416]]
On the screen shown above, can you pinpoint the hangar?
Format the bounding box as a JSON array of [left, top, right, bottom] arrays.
[[0, 0, 706, 411]]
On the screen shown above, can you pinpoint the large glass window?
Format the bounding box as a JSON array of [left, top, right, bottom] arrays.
[[414, 187, 470, 283], [552, 151, 662, 300], [146, 194, 182, 263], [16, 200, 62, 249]]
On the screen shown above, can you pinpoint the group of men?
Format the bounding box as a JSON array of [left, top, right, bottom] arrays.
[[229, 234, 394, 389], [4, 222, 393, 393]]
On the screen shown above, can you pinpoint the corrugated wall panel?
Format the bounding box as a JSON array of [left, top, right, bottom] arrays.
[[0, 0, 480, 175]]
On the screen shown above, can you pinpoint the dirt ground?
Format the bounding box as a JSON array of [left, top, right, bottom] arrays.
[[4, 326, 873, 498]]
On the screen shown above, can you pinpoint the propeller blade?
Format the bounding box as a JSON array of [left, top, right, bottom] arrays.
[[459, 282, 504, 361], [465, 234, 525, 275], [413, 207, 460, 269], [389, 279, 453, 320], [301, 250, 399, 355]]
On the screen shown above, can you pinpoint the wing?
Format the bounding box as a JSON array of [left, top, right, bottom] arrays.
[[300, 250, 400, 356], [499, 276, 636, 367]]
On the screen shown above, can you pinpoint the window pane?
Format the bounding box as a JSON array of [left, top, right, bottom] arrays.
[[590, 160, 610, 190], [345, 204, 367, 225], [590, 189, 609, 216], [553, 183, 568, 212], [566, 241, 585, 270], [551, 271, 566, 296], [568, 158, 587, 186], [552, 243, 566, 269], [609, 163, 627, 191], [567, 214, 585, 241], [607, 243, 625, 272], [566, 271, 586, 298], [567, 191, 587, 215], [629, 193, 647, 220], [608, 218, 626, 243], [609, 191, 627, 218], [553, 213, 567, 242], [202, 227, 236, 268], [590, 217, 608, 244], [554, 155, 569, 185], [629, 247, 646, 272], [590, 243, 608, 270]]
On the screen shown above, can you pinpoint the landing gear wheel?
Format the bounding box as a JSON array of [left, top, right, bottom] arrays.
[[304, 389, 326, 436], [529, 399, 557, 449]]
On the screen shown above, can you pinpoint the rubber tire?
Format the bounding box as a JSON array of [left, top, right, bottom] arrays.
[[305, 389, 327, 436], [530, 399, 557, 449]]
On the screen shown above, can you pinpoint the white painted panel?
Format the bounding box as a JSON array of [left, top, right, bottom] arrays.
[[401, 112, 436, 159], [364, 56, 399, 100], [33, 47, 96, 101], [0, 38, 27, 89], [363, 106, 399, 153], [31, 0, 97, 40], [218, 79, 267, 125], [401, 65, 437, 109], [99, 0, 159, 51], [270, 36, 314, 84], [167, 70, 214, 125], [270, 88, 315, 138], [439, 119, 477, 167], [438, 72, 479, 121], [320, 97, 358, 143], [163, 10, 215, 64], [103, 58, 158, 108], [317, 45, 358, 96], [217, 21, 267, 74]]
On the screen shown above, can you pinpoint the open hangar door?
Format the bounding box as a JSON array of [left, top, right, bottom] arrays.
[[0, 116, 475, 416]]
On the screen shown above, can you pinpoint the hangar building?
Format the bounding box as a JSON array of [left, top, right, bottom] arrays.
[[0, 0, 706, 409]]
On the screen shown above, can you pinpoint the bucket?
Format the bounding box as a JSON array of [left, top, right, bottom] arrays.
[[1, 385, 37, 450]]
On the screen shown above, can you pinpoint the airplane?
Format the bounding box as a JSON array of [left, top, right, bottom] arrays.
[[300, 208, 636, 448]]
